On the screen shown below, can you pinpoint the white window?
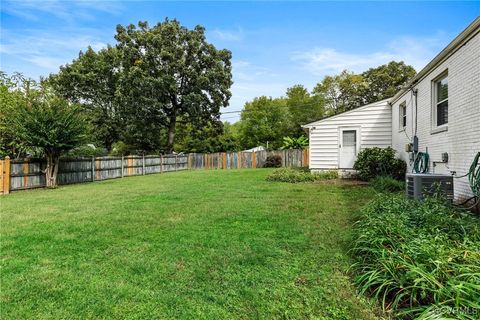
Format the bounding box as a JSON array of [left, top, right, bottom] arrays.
[[399, 102, 406, 130], [434, 73, 448, 127]]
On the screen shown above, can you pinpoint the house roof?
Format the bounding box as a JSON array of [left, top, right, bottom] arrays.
[[390, 16, 480, 105], [301, 98, 390, 128]]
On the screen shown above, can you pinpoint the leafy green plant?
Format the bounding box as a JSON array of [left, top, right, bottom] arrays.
[[351, 194, 480, 319], [13, 92, 87, 187], [313, 170, 338, 180], [369, 176, 404, 193], [64, 145, 107, 158], [264, 155, 282, 168], [281, 136, 309, 150], [353, 147, 406, 181], [266, 168, 338, 183]]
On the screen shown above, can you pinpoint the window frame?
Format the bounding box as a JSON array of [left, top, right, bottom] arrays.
[[431, 71, 448, 133], [399, 101, 407, 131]]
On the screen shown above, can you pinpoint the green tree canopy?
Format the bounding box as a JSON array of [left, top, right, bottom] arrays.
[[0, 72, 31, 158], [285, 84, 324, 136], [115, 19, 233, 153], [173, 120, 240, 153], [51, 46, 122, 151], [238, 96, 289, 150], [361, 61, 416, 103], [13, 90, 87, 187], [312, 70, 367, 115]]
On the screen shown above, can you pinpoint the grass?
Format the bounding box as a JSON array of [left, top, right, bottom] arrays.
[[1, 169, 380, 319]]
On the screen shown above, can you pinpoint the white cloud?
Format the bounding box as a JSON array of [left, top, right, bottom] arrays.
[[221, 60, 286, 122], [210, 27, 245, 42], [292, 33, 447, 75], [2, 0, 123, 22], [23, 56, 67, 69], [1, 28, 109, 74]]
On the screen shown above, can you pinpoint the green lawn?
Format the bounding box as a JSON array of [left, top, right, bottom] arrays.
[[1, 169, 380, 319]]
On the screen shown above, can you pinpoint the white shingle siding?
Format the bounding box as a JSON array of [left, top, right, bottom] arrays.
[[391, 31, 480, 201], [307, 100, 392, 169]]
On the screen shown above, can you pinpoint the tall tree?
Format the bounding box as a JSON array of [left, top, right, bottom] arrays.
[[361, 61, 416, 103], [173, 120, 240, 153], [285, 84, 324, 136], [51, 46, 122, 152], [312, 70, 367, 114], [0, 72, 41, 158], [238, 96, 289, 150], [115, 19, 233, 153]]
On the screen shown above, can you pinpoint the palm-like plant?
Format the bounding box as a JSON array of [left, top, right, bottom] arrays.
[[281, 136, 309, 150]]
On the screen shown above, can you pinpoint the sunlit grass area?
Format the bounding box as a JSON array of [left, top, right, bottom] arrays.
[[1, 169, 380, 319]]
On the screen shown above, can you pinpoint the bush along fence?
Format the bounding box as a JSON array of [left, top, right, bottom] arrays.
[[0, 149, 308, 194]]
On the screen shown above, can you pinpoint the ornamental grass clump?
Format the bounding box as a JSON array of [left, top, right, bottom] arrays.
[[351, 194, 480, 319]]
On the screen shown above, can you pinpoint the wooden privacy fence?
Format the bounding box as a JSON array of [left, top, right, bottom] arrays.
[[1, 155, 187, 193], [1, 149, 308, 194], [188, 149, 309, 170]]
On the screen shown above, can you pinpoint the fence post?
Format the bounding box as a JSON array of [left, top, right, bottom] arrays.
[[160, 155, 163, 173], [142, 154, 145, 175], [175, 154, 178, 171], [23, 160, 29, 188], [121, 155, 124, 178], [128, 156, 133, 176], [3, 156, 10, 194], [91, 157, 95, 182], [252, 151, 257, 168]]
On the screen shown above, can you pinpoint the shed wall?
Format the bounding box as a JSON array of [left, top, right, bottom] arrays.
[[309, 101, 392, 169]]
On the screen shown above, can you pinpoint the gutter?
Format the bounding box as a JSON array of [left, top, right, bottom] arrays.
[[390, 17, 480, 105]]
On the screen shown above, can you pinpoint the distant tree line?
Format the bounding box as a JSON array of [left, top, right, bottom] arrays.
[[229, 61, 416, 150], [0, 18, 416, 186]]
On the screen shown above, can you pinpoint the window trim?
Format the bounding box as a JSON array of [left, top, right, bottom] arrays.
[[399, 101, 407, 132], [431, 70, 448, 132]]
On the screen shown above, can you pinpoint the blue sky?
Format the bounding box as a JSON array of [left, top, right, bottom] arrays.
[[1, 1, 478, 121]]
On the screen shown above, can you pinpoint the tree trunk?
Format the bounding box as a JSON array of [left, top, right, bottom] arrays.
[[166, 115, 176, 154], [45, 152, 60, 188]]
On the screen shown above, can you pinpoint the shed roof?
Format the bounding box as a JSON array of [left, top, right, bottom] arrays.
[[301, 98, 390, 128]]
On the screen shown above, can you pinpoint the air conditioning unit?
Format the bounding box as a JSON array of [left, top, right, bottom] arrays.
[[406, 173, 454, 201]]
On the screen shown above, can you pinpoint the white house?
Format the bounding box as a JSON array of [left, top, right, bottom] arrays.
[[302, 99, 392, 174], [303, 17, 479, 201]]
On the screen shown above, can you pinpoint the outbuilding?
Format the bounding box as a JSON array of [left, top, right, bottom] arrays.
[[302, 99, 392, 175]]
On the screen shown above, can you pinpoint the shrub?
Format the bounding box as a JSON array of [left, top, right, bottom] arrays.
[[264, 155, 282, 168], [351, 194, 480, 319], [266, 168, 315, 183], [313, 170, 338, 180], [353, 147, 406, 181], [266, 168, 338, 183], [369, 176, 404, 192], [64, 145, 107, 158]]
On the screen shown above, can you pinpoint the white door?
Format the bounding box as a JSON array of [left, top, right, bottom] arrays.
[[339, 129, 358, 168]]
